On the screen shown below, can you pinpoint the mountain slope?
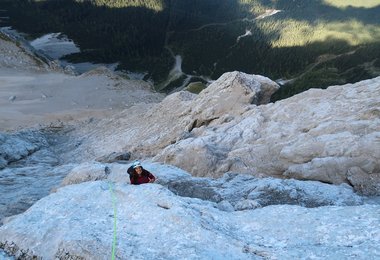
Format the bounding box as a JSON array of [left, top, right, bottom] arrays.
[[1, 0, 379, 94]]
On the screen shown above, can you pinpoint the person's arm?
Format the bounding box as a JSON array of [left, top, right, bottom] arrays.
[[147, 171, 156, 183], [142, 169, 155, 183]]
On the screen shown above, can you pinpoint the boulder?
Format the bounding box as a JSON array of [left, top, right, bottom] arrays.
[[346, 167, 380, 196], [200, 71, 280, 105], [187, 71, 279, 130], [59, 161, 108, 187]]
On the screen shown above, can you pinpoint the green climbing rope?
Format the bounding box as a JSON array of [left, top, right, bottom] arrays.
[[108, 182, 117, 260]]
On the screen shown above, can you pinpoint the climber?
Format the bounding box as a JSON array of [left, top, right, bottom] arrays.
[[127, 160, 156, 185]]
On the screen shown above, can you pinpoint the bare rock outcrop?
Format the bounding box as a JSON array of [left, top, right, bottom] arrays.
[[154, 77, 380, 194], [167, 172, 362, 209], [68, 72, 279, 163], [96, 151, 131, 163], [58, 161, 108, 187], [346, 167, 380, 196], [0, 31, 50, 72], [0, 179, 378, 259], [65, 73, 380, 194], [187, 71, 280, 131], [55, 161, 363, 209], [0, 130, 57, 169]]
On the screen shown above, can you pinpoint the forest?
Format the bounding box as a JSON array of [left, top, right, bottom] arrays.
[[0, 0, 379, 98]]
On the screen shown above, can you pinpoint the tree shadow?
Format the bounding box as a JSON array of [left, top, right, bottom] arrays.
[[0, 0, 379, 95]]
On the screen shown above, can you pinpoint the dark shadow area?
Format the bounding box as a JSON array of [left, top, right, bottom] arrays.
[[271, 41, 380, 101], [271, 0, 380, 25], [0, 0, 172, 82], [0, 0, 379, 96]]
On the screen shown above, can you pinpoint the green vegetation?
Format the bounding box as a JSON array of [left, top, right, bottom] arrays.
[[0, 31, 11, 42], [31, 0, 164, 10], [323, 0, 380, 8], [271, 42, 380, 100], [0, 0, 379, 98], [185, 82, 207, 94], [83, 0, 164, 10]]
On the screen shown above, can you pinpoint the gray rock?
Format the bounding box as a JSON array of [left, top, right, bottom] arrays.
[[347, 167, 380, 196], [167, 178, 222, 202], [59, 161, 108, 187], [245, 178, 362, 207], [152, 77, 380, 194], [166, 172, 363, 209], [0, 181, 378, 259], [0, 157, 6, 170], [64, 65, 76, 75], [55, 161, 361, 210], [234, 199, 261, 211], [96, 151, 131, 163], [0, 130, 49, 167], [217, 200, 235, 212], [0, 164, 74, 225], [55, 74, 380, 194]]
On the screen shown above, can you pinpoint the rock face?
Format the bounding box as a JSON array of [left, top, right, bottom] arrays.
[[0, 129, 74, 224], [56, 162, 363, 209], [0, 178, 378, 259], [155, 77, 380, 189], [167, 172, 363, 209], [67, 73, 380, 194], [0, 31, 51, 72], [67, 71, 280, 165], [58, 161, 109, 187], [163, 77, 380, 195], [0, 130, 58, 170], [96, 151, 131, 163]]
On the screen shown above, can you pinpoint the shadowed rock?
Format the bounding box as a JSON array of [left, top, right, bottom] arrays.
[[96, 151, 131, 163]]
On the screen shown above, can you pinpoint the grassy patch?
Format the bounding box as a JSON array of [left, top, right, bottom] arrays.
[[272, 67, 345, 100], [0, 31, 11, 42], [185, 81, 207, 94], [323, 0, 380, 8]]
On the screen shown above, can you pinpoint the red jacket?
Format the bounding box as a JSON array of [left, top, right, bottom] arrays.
[[127, 166, 155, 185]]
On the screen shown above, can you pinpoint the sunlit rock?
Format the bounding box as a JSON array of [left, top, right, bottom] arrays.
[[65, 73, 380, 195]]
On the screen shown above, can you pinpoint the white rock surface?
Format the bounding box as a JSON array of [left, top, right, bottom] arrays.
[[65, 71, 279, 161], [57, 162, 363, 208], [0, 180, 378, 259], [66, 73, 380, 194], [59, 161, 108, 187]]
